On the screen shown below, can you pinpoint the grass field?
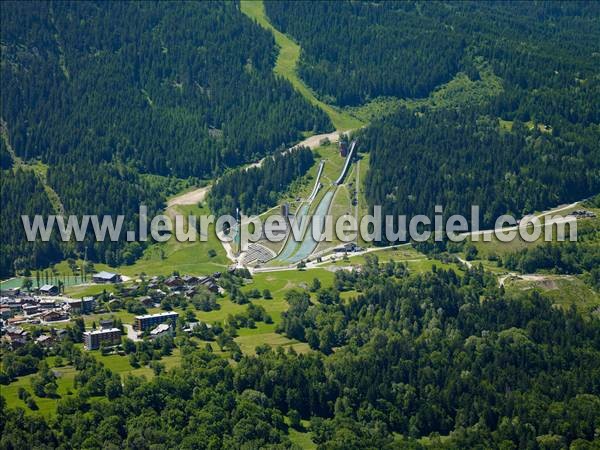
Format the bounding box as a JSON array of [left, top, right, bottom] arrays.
[[1, 365, 78, 417], [288, 427, 317, 450], [240, 0, 363, 131], [504, 275, 600, 313], [54, 203, 228, 292], [346, 57, 503, 122]]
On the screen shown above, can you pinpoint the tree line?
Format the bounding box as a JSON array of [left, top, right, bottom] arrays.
[[208, 146, 314, 218]]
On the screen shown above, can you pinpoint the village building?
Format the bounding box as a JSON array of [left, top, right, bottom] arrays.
[[40, 309, 69, 322], [134, 311, 179, 331], [39, 284, 59, 296], [64, 297, 95, 315], [92, 271, 122, 284], [83, 327, 122, 350]]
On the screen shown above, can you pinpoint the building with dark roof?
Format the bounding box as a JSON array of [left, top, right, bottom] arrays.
[[39, 284, 59, 296], [92, 271, 122, 283]]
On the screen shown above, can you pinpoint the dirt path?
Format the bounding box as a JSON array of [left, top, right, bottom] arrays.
[[167, 131, 345, 211], [166, 186, 210, 208]]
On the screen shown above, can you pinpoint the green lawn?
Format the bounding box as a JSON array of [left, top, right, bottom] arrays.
[[288, 426, 317, 450], [240, 0, 363, 131], [504, 275, 600, 313], [0, 365, 78, 418], [345, 57, 503, 122], [1, 348, 182, 418], [52, 203, 229, 290]]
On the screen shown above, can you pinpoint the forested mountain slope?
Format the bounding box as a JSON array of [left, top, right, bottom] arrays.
[[264, 1, 600, 232], [265, 1, 600, 108], [0, 1, 331, 276], [362, 108, 600, 232]]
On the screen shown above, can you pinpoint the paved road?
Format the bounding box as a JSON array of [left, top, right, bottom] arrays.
[[124, 324, 140, 342]]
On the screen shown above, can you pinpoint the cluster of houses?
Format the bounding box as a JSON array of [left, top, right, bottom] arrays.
[[2, 324, 71, 349], [1, 271, 221, 352], [107, 273, 222, 312], [1, 287, 95, 327], [160, 274, 221, 294]]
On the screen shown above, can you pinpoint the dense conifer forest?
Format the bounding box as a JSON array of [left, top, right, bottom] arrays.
[[0, 169, 59, 277], [361, 107, 600, 232], [265, 1, 600, 109], [208, 146, 314, 218], [0, 1, 330, 275]]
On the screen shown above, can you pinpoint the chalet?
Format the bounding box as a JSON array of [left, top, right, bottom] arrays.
[[39, 284, 59, 296], [197, 276, 219, 293], [182, 275, 199, 285], [22, 304, 40, 316], [0, 287, 20, 297], [0, 307, 13, 319], [149, 289, 166, 300], [64, 297, 95, 314], [164, 276, 184, 288], [55, 329, 69, 340], [7, 315, 27, 325], [92, 271, 122, 284], [138, 296, 154, 307], [41, 309, 68, 322], [3, 326, 28, 346], [35, 334, 55, 347], [38, 298, 58, 309], [183, 287, 197, 298]]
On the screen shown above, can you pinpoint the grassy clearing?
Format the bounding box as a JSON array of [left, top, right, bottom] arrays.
[[240, 0, 363, 131], [54, 203, 229, 286], [324, 245, 424, 267], [236, 333, 310, 355], [288, 427, 317, 449], [346, 58, 503, 121], [1, 365, 77, 417], [468, 206, 597, 260], [504, 275, 600, 313]]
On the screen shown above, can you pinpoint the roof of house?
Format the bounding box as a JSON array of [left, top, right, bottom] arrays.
[[40, 284, 57, 291], [93, 271, 119, 280]]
